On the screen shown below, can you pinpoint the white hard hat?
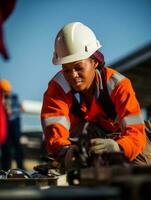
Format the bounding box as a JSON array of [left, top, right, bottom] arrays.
[[52, 22, 102, 65]]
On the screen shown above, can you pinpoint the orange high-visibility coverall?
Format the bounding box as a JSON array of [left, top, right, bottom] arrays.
[[0, 90, 7, 144], [41, 67, 146, 161]]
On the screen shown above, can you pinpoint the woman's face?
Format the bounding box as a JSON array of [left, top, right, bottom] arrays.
[[62, 58, 98, 92]]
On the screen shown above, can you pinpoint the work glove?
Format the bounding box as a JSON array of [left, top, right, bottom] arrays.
[[90, 138, 121, 155]]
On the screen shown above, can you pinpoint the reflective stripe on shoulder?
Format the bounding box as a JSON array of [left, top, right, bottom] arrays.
[[42, 115, 70, 130], [121, 114, 144, 129], [107, 72, 125, 95], [54, 72, 71, 93]]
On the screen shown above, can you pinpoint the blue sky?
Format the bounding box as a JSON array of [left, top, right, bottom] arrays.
[[0, 0, 151, 102]]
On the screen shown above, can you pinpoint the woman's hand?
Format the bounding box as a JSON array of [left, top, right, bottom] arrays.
[[90, 138, 120, 155]]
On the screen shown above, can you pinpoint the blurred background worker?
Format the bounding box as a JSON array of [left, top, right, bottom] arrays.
[[41, 22, 151, 168], [0, 0, 16, 153], [0, 79, 24, 171]]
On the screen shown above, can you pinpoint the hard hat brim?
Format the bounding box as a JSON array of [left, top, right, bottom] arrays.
[[52, 44, 102, 65]]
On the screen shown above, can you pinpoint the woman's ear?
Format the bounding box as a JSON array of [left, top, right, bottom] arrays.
[[95, 60, 99, 69], [91, 58, 99, 69], [89, 57, 99, 69]]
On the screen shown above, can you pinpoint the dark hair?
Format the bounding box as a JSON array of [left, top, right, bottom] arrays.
[[90, 56, 105, 71], [90, 50, 105, 70]]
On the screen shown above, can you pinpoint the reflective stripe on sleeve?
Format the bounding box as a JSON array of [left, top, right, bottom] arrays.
[[42, 115, 70, 130], [121, 114, 144, 130], [54, 72, 71, 93], [107, 72, 125, 95]]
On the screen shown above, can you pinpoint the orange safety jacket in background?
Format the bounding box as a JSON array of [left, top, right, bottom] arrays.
[[41, 66, 146, 161], [0, 90, 7, 144]]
